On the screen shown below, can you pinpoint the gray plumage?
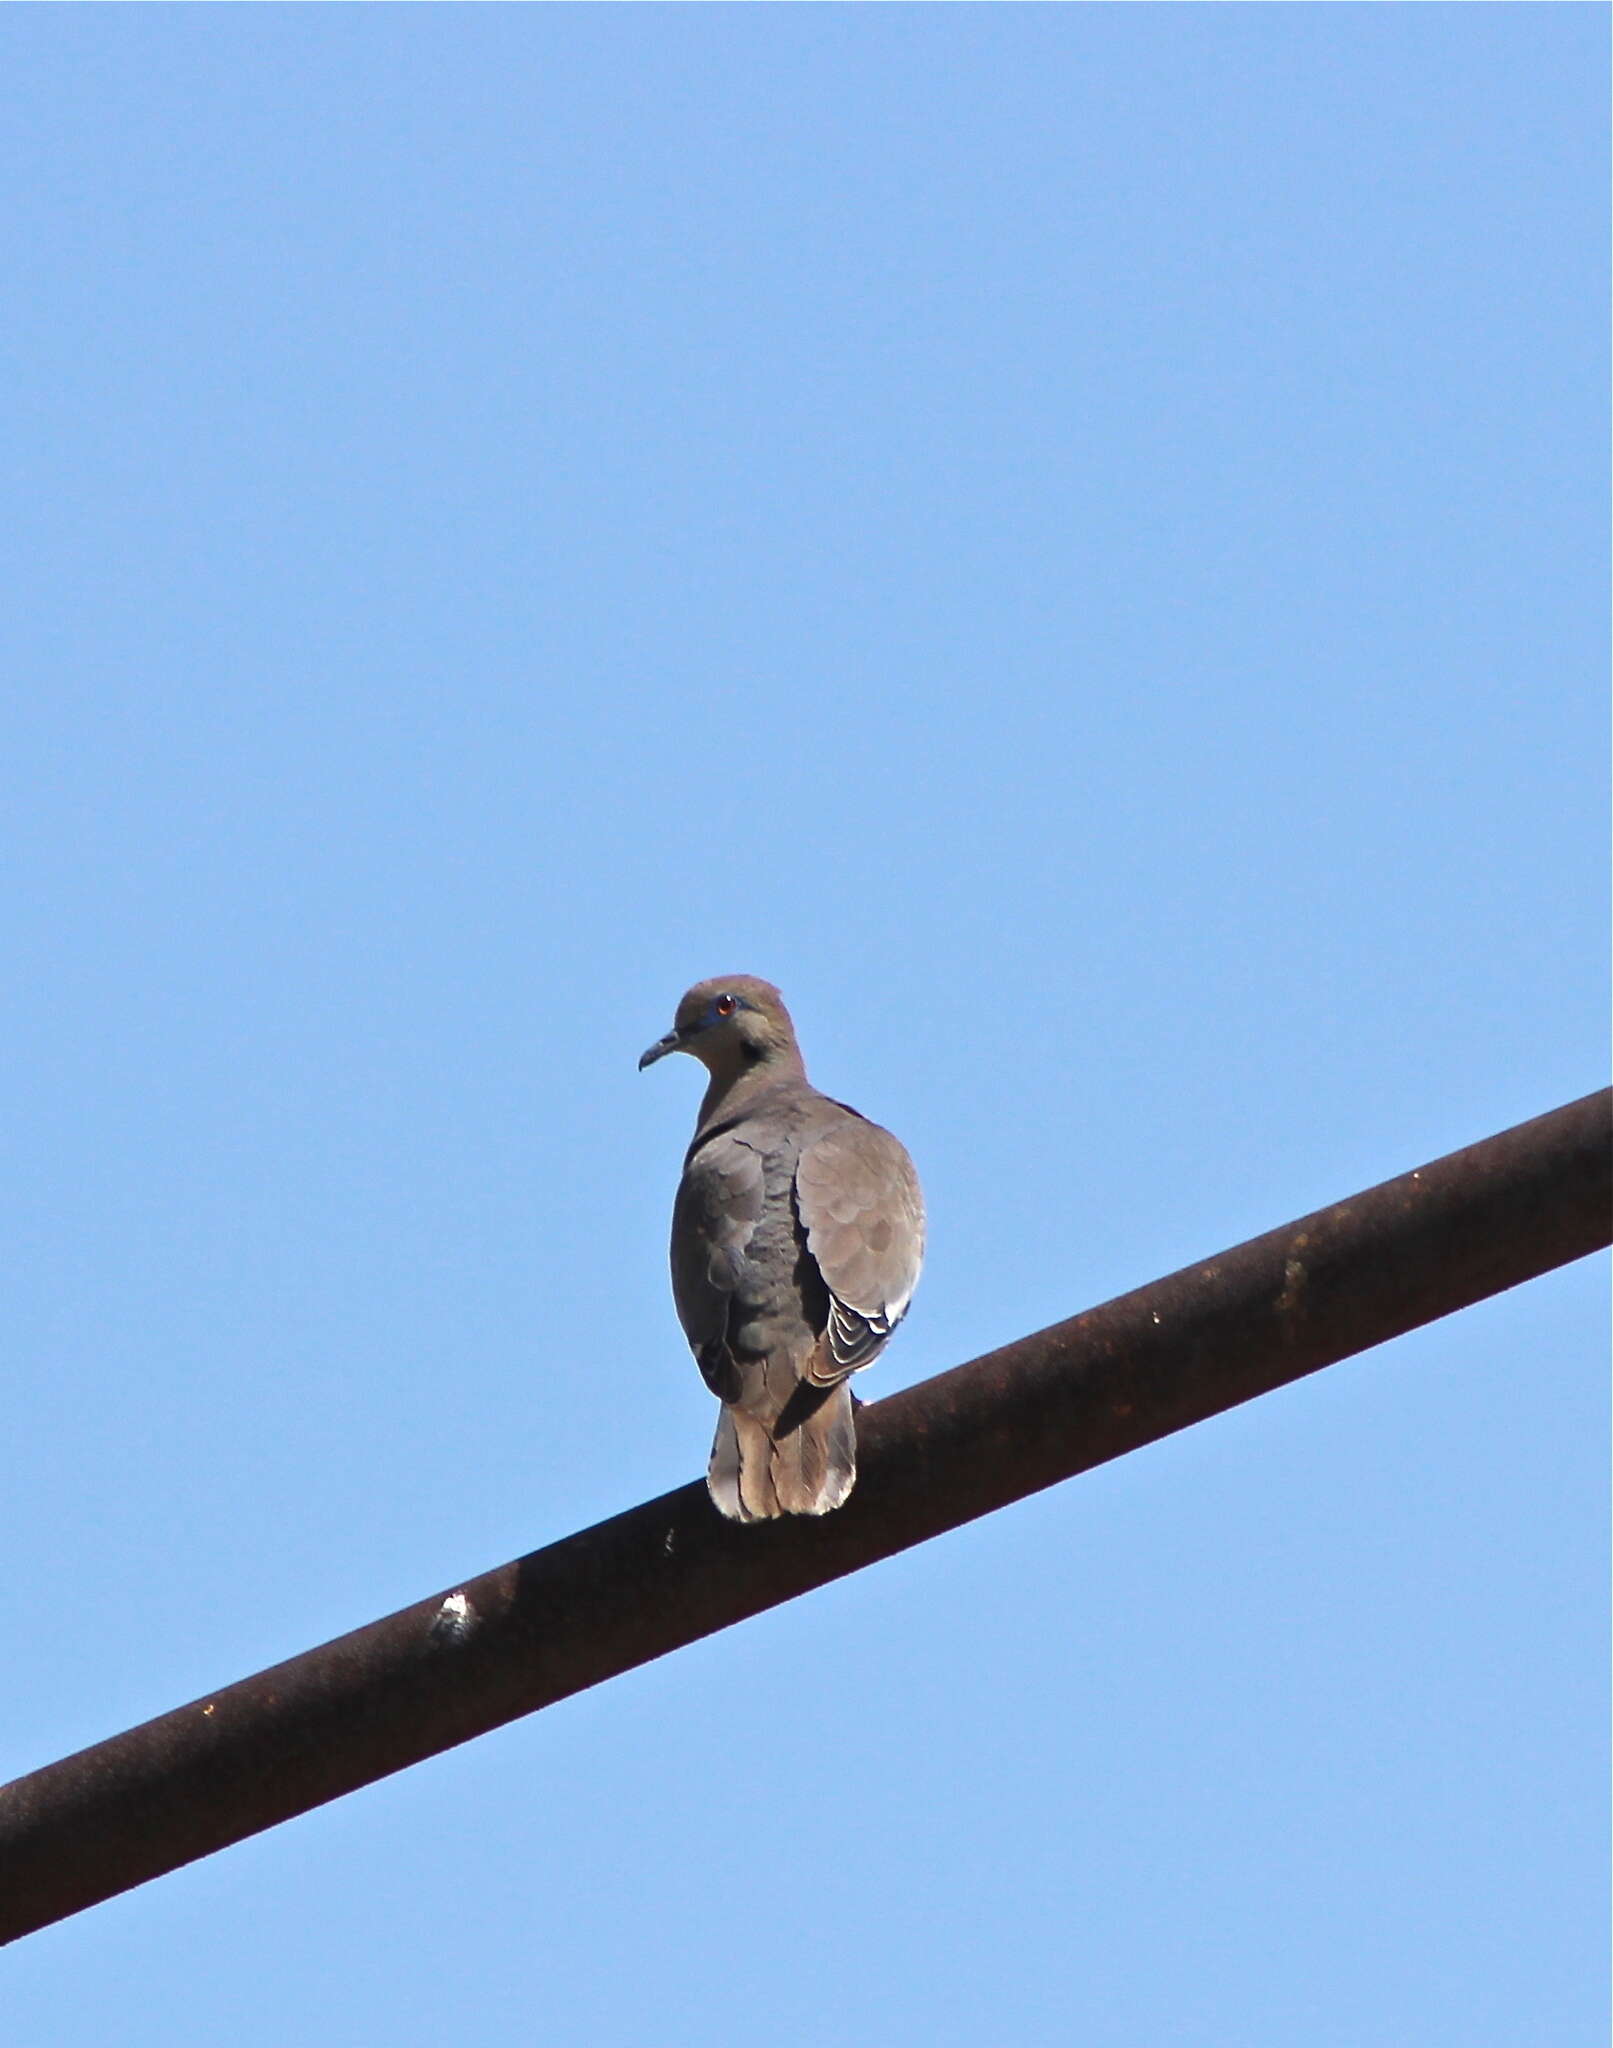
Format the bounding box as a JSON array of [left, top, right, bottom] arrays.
[[640, 975, 924, 1521]]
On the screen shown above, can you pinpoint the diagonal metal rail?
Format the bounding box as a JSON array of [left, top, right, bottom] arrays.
[[2, 1089, 1607, 1944]]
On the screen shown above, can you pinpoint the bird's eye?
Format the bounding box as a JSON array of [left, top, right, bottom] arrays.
[[715, 993, 737, 1017]]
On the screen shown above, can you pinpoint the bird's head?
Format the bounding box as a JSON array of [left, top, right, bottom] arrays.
[[639, 975, 801, 1082]]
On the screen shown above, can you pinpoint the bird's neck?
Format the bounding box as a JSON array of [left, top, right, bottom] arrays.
[[697, 1046, 808, 1131]]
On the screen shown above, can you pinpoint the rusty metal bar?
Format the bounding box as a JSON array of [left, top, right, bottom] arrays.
[[2, 1089, 1607, 1943]]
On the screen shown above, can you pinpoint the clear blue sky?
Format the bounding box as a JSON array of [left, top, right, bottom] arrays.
[[3, 11, 1606, 2044]]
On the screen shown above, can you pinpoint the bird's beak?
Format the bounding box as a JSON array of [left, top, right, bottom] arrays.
[[638, 1029, 683, 1071]]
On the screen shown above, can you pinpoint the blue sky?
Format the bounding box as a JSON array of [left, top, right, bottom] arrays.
[[3, 10, 1606, 2044]]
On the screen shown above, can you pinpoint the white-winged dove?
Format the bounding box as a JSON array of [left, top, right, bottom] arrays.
[[640, 976, 925, 1520]]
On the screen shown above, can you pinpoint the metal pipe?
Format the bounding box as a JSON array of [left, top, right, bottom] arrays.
[[2, 1088, 1607, 1943]]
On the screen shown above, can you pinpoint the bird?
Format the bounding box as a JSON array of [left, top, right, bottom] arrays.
[[640, 975, 924, 1521]]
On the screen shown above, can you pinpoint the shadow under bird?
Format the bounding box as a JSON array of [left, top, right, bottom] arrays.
[[640, 976, 925, 1520]]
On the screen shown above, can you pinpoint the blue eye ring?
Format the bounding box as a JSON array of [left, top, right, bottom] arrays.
[[714, 992, 737, 1018]]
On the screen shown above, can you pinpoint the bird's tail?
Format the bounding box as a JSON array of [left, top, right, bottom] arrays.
[[707, 1380, 856, 1521]]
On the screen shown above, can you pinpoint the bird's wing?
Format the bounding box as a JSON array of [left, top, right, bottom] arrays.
[[670, 1127, 767, 1399], [795, 1106, 925, 1380]]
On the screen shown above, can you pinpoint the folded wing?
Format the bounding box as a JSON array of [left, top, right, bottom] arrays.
[[795, 1108, 925, 1381]]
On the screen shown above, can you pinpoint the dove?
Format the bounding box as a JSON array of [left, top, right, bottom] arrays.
[[640, 976, 924, 1520]]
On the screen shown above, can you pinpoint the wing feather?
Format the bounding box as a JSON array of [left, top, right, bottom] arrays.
[[795, 1110, 925, 1380], [670, 1131, 766, 1398]]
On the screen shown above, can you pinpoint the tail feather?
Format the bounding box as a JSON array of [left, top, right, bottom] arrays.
[[707, 1381, 856, 1521]]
